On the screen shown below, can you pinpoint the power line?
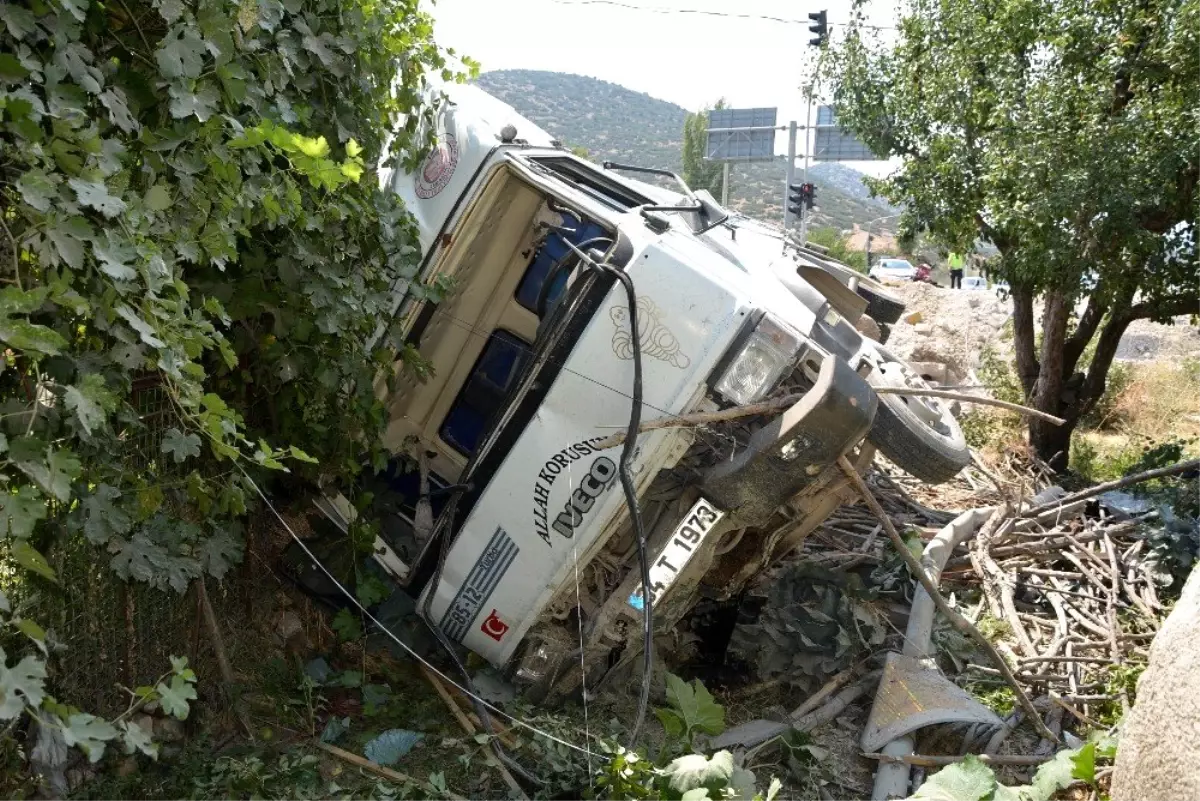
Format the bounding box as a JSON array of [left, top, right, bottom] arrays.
[[546, 0, 898, 30]]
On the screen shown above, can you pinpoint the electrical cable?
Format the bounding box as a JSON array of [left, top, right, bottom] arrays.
[[235, 462, 599, 759]]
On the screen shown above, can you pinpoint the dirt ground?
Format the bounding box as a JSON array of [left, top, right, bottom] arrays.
[[881, 281, 1200, 378]]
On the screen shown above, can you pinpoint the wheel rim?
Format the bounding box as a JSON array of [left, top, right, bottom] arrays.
[[870, 355, 956, 438]]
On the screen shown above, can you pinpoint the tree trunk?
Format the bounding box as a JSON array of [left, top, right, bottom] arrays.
[[1027, 289, 1072, 469], [1010, 283, 1040, 397]]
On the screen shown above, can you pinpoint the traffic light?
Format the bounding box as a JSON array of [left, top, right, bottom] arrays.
[[808, 10, 828, 47], [787, 183, 807, 217], [787, 182, 817, 216]]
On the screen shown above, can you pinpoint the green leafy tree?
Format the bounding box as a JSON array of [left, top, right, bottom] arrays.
[[0, 0, 469, 754], [682, 99, 726, 197], [824, 0, 1199, 468]]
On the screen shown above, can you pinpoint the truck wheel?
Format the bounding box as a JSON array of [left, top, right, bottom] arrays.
[[864, 345, 970, 484], [856, 280, 907, 325]]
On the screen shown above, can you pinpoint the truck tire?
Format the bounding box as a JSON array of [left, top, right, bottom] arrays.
[[864, 345, 970, 484], [856, 281, 907, 325]]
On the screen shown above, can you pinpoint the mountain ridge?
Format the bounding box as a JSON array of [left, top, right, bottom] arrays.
[[473, 69, 898, 232]]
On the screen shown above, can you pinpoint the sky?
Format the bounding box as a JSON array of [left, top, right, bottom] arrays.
[[427, 0, 901, 171]]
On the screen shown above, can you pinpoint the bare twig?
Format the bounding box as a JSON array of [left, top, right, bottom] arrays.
[[316, 742, 464, 800], [593, 387, 1065, 449], [836, 457, 1060, 745], [0, 214, 23, 291], [196, 578, 255, 740], [789, 666, 859, 720], [419, 664, 528, 800]]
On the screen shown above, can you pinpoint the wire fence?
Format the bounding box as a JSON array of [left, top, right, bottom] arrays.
[[2, 374, 297, 721]]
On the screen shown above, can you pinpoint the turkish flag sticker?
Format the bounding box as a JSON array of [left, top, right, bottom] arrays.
[[480, 609, 509, 641]]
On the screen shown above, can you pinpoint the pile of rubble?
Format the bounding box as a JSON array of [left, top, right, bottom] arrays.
[[884, 282, 1012, 385]]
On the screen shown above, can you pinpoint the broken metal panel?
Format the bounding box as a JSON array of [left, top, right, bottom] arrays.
[[861, 652, 1002, 753]]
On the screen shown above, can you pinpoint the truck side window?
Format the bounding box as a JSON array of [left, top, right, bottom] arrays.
[[440, 330, 531, 456], [515, 212, 609, 315]]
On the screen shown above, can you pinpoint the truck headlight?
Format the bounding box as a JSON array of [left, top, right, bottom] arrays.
[[712, 314, 805, 406]]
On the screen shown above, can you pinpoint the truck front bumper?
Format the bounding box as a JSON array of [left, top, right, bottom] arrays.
[[701, 354, 877, 525]]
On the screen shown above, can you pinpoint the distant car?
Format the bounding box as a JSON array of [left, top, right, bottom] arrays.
[[963, 276, 988, 290], [869, 258, 916, 283]]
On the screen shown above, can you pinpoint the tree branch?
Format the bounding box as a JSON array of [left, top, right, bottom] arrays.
[[1125, 293, 1199, 323], [1063, 287, 1111, 376]]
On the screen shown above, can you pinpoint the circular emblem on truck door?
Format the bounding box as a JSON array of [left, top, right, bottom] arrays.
[[414, 135, 459, 199]]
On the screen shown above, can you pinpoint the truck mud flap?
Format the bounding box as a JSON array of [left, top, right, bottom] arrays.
[[701, 356, 877, 523]]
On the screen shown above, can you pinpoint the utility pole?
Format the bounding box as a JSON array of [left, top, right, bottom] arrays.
[[721, 162, 730, 206], [783, 120, 797, 229]]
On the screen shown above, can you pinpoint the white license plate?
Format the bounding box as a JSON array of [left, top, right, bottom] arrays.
[[628, 498, 725, 611]]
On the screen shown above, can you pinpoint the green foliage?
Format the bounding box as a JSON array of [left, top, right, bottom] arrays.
[[807, 227, 868, 273], [681, 100, 725, 198], [825, 0, 1199, 462], [1, 0, 467, 775], [653, 673, 725, 752], [1, 0, 466, 597], [907, 736, 1117, 801]]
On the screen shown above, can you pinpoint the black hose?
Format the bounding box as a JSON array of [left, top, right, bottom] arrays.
[[591, 261, 652, 749], [534, 235, 613, 319]]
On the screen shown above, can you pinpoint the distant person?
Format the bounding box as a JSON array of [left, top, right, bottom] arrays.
[[948, 251, 965, 289]]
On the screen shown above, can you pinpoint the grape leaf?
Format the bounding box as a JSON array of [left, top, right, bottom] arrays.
[[144, 184, 172, 211], [64, 374, 114, 434], [663, 751, 735, 793], [120, 720, 158, 759], [92, 231, 138, 281], [168, 82, 219, 121], [68, 177, 126, 217], [115, 304, 165, 348], [0, 286, 50, 316], [99, 88, 138, 133], [46, 216, 93, 271], [109, 532, 202, 593], [155, 674, 197, 719], [1024, 746, 1082, 800], [16, 169, 59, 212], [155, 0, 186, 23], [61, 713, 119, 763], [910, 755, 996, 801], [198, 525, 243, 579], [12, 441, 81, 502], [11, 540, 57, 582], [0, 4, 37, 39], [331, 608, 362, 641], [0, 319, 67, 355], [0, 485, 47, 539], [0, 647, 48, 719], [156, 27, 207, 79], [363, 729, 423, 766], [81, 484, 132, 544], [664, 672, 725, 737], [162, 428, 202, 462], [320, 716, 351, 744]]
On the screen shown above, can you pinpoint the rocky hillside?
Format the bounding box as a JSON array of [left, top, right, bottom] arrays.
[[475, 70, 898, 232]]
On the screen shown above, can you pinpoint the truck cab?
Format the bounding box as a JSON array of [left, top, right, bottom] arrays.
[[310, 83, 969, 702]]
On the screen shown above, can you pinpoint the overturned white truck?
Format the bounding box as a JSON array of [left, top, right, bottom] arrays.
[[306, 84, 969, 706]]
